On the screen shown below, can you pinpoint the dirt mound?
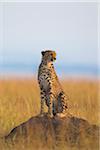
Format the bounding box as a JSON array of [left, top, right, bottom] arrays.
[[5, 114, 99, 150]]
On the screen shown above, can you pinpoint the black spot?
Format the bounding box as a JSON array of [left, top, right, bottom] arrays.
[[40, 87, 43, 90], [59, 92, 64, 96], [65, 106, 68, 108], [48, 82, 51, 86], [49, 92, 53, 95], [41, 96, 44, 99], [40, 92, 43, 95]]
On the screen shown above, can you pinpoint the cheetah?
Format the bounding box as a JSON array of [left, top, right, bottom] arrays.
[[38, 50, 69, 117]]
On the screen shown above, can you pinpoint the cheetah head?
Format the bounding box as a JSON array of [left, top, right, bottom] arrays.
[[41, 50, 56, 63]]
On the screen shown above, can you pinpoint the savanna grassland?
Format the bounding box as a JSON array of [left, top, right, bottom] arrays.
[[0, 78, 99, 150]]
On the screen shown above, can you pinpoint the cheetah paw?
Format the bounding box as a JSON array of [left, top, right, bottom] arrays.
[[47, 113, 53, 118], [39, 113, 45, 117], [56, 112, 71, 118], [56, 113, 66, 118]]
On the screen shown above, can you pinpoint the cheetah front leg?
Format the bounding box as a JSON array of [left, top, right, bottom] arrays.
[[48, 92, 54, 117], [40, 90, 46, 116]]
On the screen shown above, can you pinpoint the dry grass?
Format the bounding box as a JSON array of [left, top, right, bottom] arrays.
[[0, 78, 99, 137], [0, 78, 99, 150]]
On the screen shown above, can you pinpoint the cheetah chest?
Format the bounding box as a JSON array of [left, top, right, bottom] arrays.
[[39, 73, 51, 93]]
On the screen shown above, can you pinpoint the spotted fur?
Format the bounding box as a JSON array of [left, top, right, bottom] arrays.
[[38, 50, 69, 117]]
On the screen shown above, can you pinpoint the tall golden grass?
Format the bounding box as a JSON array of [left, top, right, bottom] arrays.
[[0, 78, 99, 138]]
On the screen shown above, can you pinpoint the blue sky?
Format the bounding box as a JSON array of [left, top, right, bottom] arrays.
[[0, 2, 98, 77]]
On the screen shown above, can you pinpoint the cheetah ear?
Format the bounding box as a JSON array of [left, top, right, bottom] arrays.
[[41, 51, 45, 56]]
